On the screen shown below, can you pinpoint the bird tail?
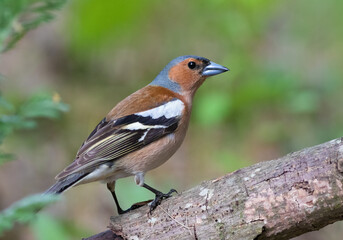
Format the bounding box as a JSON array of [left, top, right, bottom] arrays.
[[44, 172, 89, 194]]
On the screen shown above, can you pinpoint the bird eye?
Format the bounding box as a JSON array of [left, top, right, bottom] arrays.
[[188, 61, 196, 69]]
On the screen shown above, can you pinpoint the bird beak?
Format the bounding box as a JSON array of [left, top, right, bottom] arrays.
[[202, 61, 229, 76]]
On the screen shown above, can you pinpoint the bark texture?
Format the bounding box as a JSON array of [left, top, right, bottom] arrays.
[[86, 137, 343, 240]]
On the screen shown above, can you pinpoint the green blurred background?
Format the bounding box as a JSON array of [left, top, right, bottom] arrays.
[[1, 0, 343, 239]]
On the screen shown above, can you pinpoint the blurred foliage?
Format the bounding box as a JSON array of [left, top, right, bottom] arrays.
[[0, 0, 67, 52], [0, 194, 60, 235], [66, 0, 159, 54], [31, 214, 91, 240], [0, 0, 68, 237], [0, 92, 69, 165]]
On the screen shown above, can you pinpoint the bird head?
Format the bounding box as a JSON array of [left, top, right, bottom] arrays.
[[151, 55, 228, 98]]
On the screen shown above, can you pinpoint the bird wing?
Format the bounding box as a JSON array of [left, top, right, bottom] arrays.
[[55, 98, 184, 180]]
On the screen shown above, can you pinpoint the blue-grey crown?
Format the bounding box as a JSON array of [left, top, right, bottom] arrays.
[[149, 55, 209, 93]]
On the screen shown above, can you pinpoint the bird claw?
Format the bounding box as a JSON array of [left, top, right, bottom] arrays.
[[130, 200, 153, 210], [118, 189, 178, 215], [118, 200, 153, 214], [167, 188, 178, 195], [149, 188, 177, 214]]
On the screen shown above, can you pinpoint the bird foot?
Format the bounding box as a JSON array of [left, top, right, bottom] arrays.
[[118, 200, 153, 215], [149, 189, 177, 214]]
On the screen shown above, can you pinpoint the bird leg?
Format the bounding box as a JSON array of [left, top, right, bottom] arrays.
[[142, 183, 177, 214], [107, 182, 126, 214], [107, 182, 149, 215]]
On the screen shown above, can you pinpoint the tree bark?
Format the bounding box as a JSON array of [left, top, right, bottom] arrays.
[[84, 137, 343, 240]]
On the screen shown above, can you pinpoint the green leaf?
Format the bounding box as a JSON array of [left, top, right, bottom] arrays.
[[0, 0, 67, 52], [18, 93, 69, 119], [0, 194, 60, 235], [0, 115, 37, 129], [0, 92, 68, 162], [0, 115, 37, 143]]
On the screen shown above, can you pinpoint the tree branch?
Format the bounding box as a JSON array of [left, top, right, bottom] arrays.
[[84, 137, 343, 240]]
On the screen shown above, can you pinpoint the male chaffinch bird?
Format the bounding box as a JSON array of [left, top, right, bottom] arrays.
[[45, 55, 228, 214]]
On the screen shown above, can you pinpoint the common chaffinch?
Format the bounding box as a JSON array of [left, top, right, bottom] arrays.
[[46, 55, 228, 214]]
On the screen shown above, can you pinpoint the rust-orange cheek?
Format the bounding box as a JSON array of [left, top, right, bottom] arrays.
[[168, 63, 200, 92]]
